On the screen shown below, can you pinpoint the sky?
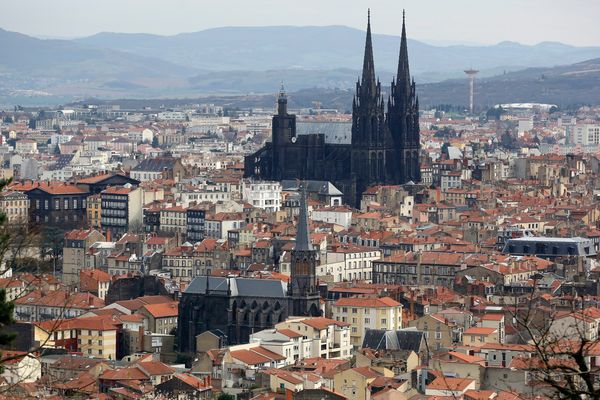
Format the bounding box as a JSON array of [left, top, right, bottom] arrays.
[[2, 0, 599, 46]]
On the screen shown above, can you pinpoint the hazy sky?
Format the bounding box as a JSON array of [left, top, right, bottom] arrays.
[[2, 0, 599, 46]]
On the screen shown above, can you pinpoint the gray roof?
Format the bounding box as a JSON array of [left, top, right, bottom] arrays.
[[296, 122, 351, 145], [184, 276, 288, 298], [295, 189, 312, 252], [502, 236, 596, 257], [281, 180, 343, 196], [362, 328, 424, 352], [132, 157, 177, 172], [506, 236, 589, 243]]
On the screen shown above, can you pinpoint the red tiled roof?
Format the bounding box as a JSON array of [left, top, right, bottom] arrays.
[[427, 376, 475, 391], [302, 317, 350, 330], [140, 302, 178, 318], [230, 346, 285, 365], [334, 296, 401, 308]]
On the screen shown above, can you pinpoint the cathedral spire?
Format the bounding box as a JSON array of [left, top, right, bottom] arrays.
[[360, 9, 376, 96], [396, 9, 411, 96], [295, 185, 312, 251]]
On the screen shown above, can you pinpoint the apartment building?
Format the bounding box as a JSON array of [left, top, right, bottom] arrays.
[[274, 316, 352, 359], [62, 229, 105, 286], [332, 297, 403, 347], [101, 184, 142, 238], [0, 190, 29, 224], [242, 180, 282, 212]]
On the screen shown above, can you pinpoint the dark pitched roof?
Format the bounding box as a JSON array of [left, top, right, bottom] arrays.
[[132, 157, 178, 172], [282, 180, 343, 196], [362, 328, 424, 352], [184, 276, 287, 298]]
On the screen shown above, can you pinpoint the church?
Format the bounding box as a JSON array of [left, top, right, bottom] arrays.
[[178, 190, 321, 353], [244, 11, 421, 206]]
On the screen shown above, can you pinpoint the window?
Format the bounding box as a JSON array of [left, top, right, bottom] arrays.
[[435, 332, 442, 340]]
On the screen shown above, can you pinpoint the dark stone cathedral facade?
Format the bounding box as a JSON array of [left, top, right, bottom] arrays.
[[244, 12, 421, 206]]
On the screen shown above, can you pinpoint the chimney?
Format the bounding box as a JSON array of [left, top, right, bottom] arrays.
[[139, 325, 145, 351]]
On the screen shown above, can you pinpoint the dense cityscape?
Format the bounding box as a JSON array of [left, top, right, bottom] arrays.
[[0, 3, 598, 400]]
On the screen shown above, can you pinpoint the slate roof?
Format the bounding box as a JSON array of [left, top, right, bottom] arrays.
[[132, 157, 178, 172], [296, 122, 351, 145], [184, 276, 288, 298], [282, 180, 343, 196], [362, 328, 424, 352]]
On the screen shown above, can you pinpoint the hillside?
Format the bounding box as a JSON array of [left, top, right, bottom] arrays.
[[418, 58, 600, 108], [76, 26, 600, 82], [0, 28, 198, 101], [2, 25, 600, 106]]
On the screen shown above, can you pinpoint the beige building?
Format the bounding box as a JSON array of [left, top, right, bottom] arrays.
[[408, 313, 457, 351], [62, 229, 106, 286], [0, 191, 29, 224], [86, 193, 102, 229], [159, 206, 187, 235], [333, 366, 393, 400], [332, 296, 402, 347], [34, 315, 119, 360], [139, 302, 179, 335], [462, 327, 500, 345], [549, 307, 600, 341], [431, 351, 486, 389]]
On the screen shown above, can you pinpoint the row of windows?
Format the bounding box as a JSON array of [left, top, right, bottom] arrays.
[[35, 214, 79, 223], [102, 217, 127, 226], [34, 198, 85, 210], [102, 199, 127, 207], [103, 209, 126, 217]]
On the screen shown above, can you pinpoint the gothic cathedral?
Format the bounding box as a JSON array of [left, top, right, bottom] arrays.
[[245, 11, 421, 206]]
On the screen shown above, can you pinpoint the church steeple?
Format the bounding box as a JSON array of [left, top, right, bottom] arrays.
[[360, 9, 377, 98], [387, 9, 421, 185], [289, 184, 320, 317], [396, 10, 411, 100], [294, 186, 312, 251]]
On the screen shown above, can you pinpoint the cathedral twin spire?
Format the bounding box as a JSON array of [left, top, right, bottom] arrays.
[[356, 9, 413, 110], [353, 9, 421, 185], [360, 9, 377, 100]]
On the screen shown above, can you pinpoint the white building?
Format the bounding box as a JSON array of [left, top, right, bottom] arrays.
[[569, 124, 600, 146], [274, 316, 353, 360], [242, 180, 281, 212], [179, 189, 231, 207], [205, 213, 245, 239], [323, 246, 381, 282], [15, 140, 38, 154], [311, 206, 353, 229]]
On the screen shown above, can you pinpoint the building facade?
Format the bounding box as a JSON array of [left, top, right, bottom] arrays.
[[101, 185, 142, 238]]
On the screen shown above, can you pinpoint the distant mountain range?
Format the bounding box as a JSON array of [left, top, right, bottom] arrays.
[[1, 25, 600, 106]]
